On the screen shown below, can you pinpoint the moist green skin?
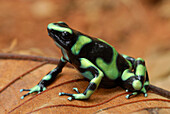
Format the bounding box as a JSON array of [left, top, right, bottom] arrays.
[[20, 22, 150, 100]]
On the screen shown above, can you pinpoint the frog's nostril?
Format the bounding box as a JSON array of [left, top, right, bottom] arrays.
[[47, 28, 51, 32], [47, 28, 54, 34]]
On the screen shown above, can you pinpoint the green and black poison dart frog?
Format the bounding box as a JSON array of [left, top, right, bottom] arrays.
[[20, 21, 150, 101]]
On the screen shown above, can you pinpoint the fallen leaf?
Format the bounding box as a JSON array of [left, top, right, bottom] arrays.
[[1, 39, 17, 53], [0, 59, 169, 114]]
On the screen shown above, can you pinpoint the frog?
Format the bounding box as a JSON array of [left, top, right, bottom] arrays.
[[20, 21, 149, 101]]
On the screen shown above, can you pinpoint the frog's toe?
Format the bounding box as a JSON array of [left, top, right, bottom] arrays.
[[20, 92, 31, 99], [126, 94, 130, 99], [141, 91, 148, 97], [73, 87, 80, 93], [68, 97, 73, 101], [59, 92, 73, 96], [58, 92, 76, 101], [140, 87, 148, 97], [125, 92, 138, 99], [144, 93, 148, 97], [59, 92, 64, 96], [20, 89, 30, 92], [125, 89, 129, 92], [20, 89, 32, 99], [59, 88, 80, 97]]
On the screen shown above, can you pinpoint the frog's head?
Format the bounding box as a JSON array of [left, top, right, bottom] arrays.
[[47, 21, 77, 50]]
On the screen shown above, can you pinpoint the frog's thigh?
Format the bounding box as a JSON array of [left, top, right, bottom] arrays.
[[121, 58, 149, 96], [121, 69, 140, 90], [135, 58, 149, 94], [73, 58, 104, 99], [79, 58, 104, 88]]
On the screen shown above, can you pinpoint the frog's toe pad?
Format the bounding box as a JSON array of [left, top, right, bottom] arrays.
[[20, 89, 24, 92], [59, 92, 64, 96], [21, 96, 25, 100], [68, 97, 73, 101], [144, 93, 148, 97], [126, 94, 130, 99]]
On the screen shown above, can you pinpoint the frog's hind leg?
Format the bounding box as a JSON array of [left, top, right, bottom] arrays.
[[121, 55, 150, 98], [141, 70, 149, 96], [134, 58, 149, 96], [59, 74, 104, 101], [59, 58, 104, 101]]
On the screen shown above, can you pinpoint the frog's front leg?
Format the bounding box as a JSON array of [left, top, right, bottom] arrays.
[[59, 58, 104, 101], [121, 56, 150, 98], [20, 57, 67, 99]]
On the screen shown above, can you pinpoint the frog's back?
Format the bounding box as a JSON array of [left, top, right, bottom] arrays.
[[70, 37, 129, 87], [78, 38, 114, 64]]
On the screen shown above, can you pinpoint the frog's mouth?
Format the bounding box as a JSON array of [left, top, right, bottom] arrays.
[[48, 30, 59, 41], [48, 29, 67, 49], [47, 28, 57, 39]]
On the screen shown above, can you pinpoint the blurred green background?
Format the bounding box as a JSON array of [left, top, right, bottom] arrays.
[[0, 0, 170, 90]]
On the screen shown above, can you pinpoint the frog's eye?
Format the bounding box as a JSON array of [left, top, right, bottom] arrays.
[[62, 31, 70, 36], [61, 31, 72, 40]]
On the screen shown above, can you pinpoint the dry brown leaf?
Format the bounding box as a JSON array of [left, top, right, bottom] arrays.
[[0, 59, 169, 114], [13, 48, 46, 56], [1, 39, 17, 53]]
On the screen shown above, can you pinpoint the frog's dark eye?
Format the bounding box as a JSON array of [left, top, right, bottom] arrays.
[[62, 31, 69, 36], [61, 31, 71, 40]]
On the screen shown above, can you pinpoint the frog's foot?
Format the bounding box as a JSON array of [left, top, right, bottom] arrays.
[[125, 81, 149, 99], [126, 92, 138, 99], [126, 88, 148, 99], [20, 85, 46, 99], [126, 91, 148, 99], [59, 87, 88, 101]]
